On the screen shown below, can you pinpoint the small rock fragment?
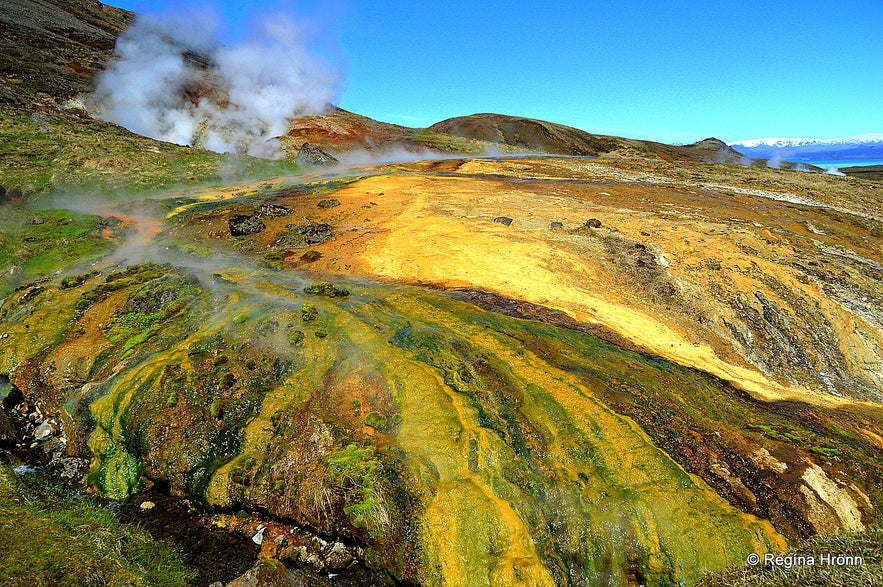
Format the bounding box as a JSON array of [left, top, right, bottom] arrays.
[[301, 222, 332, 244], [493, 216, 513, 226], [140, 501, 156, 511], [549, 221, 564, 230], [229, 215, 266, 236], [252, 523, 267, 545], [585, 218, 602, 228], [33, 421, 55, 440], [258, 204, 292, 218]]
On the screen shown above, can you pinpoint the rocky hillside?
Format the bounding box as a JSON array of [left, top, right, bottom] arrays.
[[0, 0, 131, 112]]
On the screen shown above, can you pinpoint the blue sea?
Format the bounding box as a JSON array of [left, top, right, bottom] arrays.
[[786, 158, 883, 170]]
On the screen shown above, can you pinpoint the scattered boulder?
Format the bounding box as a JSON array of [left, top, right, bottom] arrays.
[[301, 222, 332, 244], [549, 221, 564, 230], [7, 187, 22, 201], [585, 218, 602, 228], [258, 204, 292, 218], [493, 216, 513, 226], [30, 215, 46, 225], [295, 143, 338, 167], [229, 214, 266, 236], [317, 198, 340, 209], [33, 421, 55, 440], [140, 500, 156, 511], [0, 409, 19, 448], [226, 559, 316, 587]]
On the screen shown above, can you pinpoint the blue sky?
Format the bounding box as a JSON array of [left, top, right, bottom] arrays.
[[108, 0, 883, 144]]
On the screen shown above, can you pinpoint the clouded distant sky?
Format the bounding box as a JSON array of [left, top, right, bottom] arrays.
[[108, 0, 883, 144]]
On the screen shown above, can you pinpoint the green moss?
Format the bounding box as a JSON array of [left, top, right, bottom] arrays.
[[315, 329, 328, 338], [747, 424, 801, 443], [86, 436, 145, 501], [0, 208, 113, 294], [106, 311, 160, 343], [300, 250, 322, 263], [301, 303, 318, 321], [364, 411, 388, 431], [261, 250, 292, 270], [233, 313, 249, 325], [288, 330, 305, 345], [304, 281, 350, 298], [210, 397, 223, 419], [0, 463, 195, 587], [323, 444, 388, 533], [166, 390, 178, 408]]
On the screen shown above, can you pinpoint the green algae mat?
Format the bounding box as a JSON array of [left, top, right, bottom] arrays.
[[2, 262, 793, 586], [1, 188, 881, 586]]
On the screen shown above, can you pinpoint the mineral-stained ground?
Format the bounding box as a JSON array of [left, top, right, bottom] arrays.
[[2, 151, 882, 586]]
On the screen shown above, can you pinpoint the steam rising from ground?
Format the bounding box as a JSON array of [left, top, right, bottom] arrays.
[[90, 11, 339, 158]]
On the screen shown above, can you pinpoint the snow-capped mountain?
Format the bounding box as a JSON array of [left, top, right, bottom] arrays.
[[729, 133, 883, 160]]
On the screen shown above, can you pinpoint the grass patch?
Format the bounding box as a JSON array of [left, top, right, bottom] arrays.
[[0, 463, 195, 587], [0, 109, 302, 196], [0, 207, 114, 294], [698, 524, 883, 586], [323, 444, 390, 535], [747, 423, 802, 443]]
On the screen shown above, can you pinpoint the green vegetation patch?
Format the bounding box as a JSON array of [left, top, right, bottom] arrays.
[[0, 463, 195, 587], [323, 443, 389, 535], [0, 109, 302, 196], [0, 207, 114, 294], [304, 280, 351, 298], [364, 411, 388, 431], [699, 524, 883, 587]]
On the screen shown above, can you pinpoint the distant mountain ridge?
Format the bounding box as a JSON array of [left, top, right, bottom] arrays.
[[729, 133, 883, 161]]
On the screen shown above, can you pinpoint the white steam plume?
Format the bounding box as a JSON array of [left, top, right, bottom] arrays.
[[89, 10, 339, 158]]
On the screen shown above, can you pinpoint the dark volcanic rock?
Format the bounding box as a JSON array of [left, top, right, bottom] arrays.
[[295, 143, 338, 167], [301, 222, 333, 244], [229, 215, 266, 236], [258, 204, 292, 218], [493, 216, 513, 226], [585, 218, 602, 228], [317, 198, 340, 209], [549, 221, 564, 230]]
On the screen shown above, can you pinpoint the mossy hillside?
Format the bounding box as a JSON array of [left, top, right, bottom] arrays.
[[0, 462, 194, 587], [0, 206, 116, 295], [0, 281, 86, 374], [354, 291, 785, 586], [462, 298, 883, 538], [88, 302, 294, 502], [0, 110, 302, 196], [6, 257, 879, 586]]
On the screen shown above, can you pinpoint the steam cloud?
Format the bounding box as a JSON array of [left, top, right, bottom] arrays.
[[90, 11, 339, 158]]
